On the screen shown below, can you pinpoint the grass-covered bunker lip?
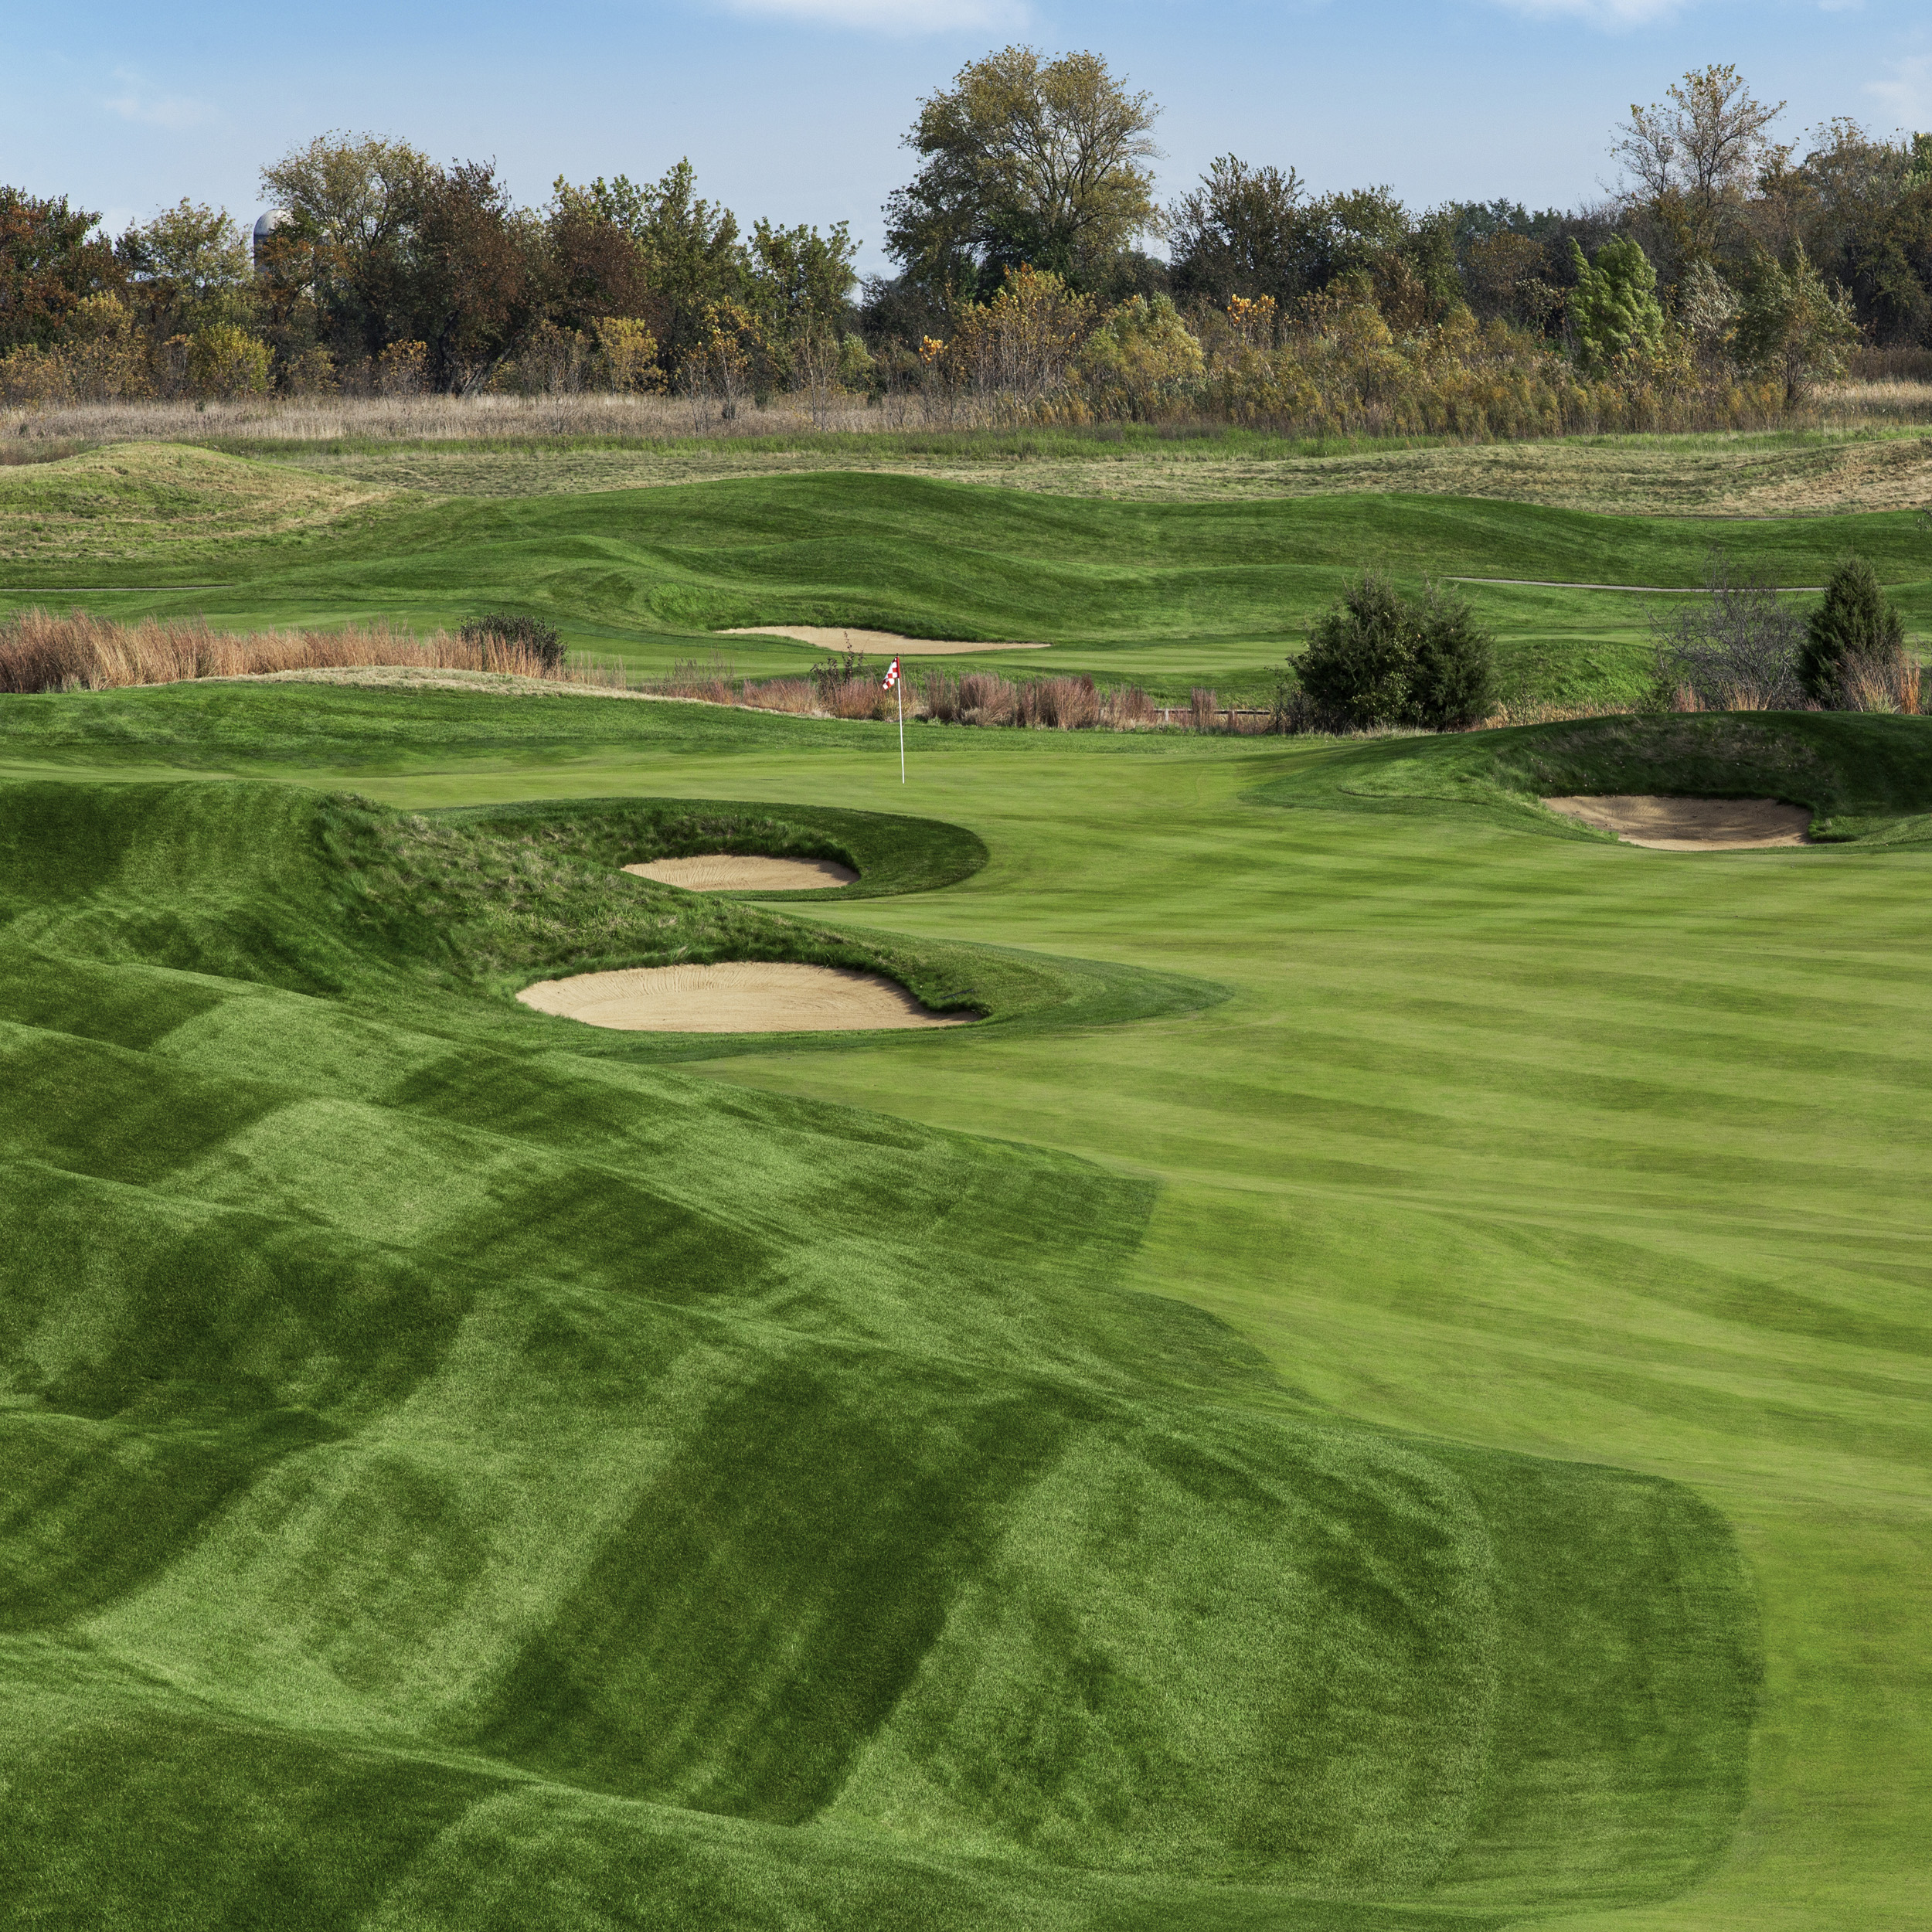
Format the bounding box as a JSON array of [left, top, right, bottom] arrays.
[[425, 794, 988, 902], [0, 777, 1225, 1059], [1250, 712, 1932, 849], [383, 794, 1228, 1056]]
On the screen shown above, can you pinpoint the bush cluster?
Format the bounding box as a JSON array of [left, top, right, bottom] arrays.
[[1294, 575, 1497, 730], [1649, 551, 1919, 716]]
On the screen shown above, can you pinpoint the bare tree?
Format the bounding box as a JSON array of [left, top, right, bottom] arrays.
[[1612, 66, 1787, 256], [1651, 549, 1805, 710]]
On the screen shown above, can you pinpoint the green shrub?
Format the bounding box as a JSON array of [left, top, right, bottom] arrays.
[[1296, 573, 1496, 730], [1801, 556, 1905, 703], [185, 324, 271, 400]]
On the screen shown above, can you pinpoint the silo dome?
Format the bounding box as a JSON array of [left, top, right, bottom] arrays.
[[252, 209, 291, 267]]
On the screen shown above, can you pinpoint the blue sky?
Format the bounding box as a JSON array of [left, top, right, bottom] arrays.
[[6, 1, 1930, 273]]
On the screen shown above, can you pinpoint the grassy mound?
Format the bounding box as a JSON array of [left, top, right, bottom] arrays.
[[223, 470, 1930, 636], [6, 457, 1929, 713], [1253, 711, 1932, 846], [0, 769, 1761, 1927], [0, 441, 389, 566], [0, 780, 1216, 1056], [435, 792, 989, 901]]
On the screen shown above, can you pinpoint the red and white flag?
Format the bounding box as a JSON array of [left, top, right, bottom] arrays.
[[882, 657, 901, 689]]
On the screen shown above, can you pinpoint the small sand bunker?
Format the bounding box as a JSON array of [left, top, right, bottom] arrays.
[[720, 624, 1049, 655], [517, 961, 975, 1032], [1543, 794, 1811, 850], [624, 853, 857, 891]]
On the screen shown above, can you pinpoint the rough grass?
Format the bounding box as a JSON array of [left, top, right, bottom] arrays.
[[0, 761, 1761, 1925], [0, 440, 391, 563], [250, 415, 1932, 517], [5, 399, 1932, 515], [5, 450, 1930, 716]]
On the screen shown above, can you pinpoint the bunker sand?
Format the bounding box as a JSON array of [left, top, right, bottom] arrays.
[[517, 961, 975, 1032], [720, 624, 1049, 655], [1543, 794, 1812, 849], [624, 854, 857, 891]]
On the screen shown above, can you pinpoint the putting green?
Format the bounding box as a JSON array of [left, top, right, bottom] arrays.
[[0, 680, 1923, 1928]]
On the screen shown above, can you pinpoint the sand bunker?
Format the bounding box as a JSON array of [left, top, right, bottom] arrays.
[[624, 853, 857, 891], [720, 625, 1049, 655], [1543, 794, 1812, 850], [517, 961, 975, 1032]]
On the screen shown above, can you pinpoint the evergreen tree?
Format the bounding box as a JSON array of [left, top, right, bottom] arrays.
[[1801, 555, 1905, 702]]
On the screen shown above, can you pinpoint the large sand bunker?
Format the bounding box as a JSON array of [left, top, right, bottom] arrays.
[[517, 961, 975, 1032], [1543, 794, 1811, 850], [624, 853, 857, 891], [720, 625, 1049, 655]]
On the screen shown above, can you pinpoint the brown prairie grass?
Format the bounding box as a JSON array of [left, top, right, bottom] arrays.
[[0, 608, 615, 696], [1836, 650, 1921, 716]]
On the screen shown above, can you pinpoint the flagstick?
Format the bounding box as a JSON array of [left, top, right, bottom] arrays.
[[897, 678, 906, 784]]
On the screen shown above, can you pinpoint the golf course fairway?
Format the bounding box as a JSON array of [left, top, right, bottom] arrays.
[[0, 469, 1927, 1926]]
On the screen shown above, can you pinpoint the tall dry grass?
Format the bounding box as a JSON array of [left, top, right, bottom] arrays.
[[0, 392, 889, 448], [1836, 649, 1921, 716], [0, 609, 615, 695], [6, 360, 1930, 451]]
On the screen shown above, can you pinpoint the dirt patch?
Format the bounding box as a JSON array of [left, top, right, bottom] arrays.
[[1543, 794, 1812, 849], [516, 961, 975, 1032], [624, 854, 857, 891], [720, 625, 1049, 655]]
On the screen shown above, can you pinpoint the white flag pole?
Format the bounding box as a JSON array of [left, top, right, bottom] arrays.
[[897, 676, 906, 784]]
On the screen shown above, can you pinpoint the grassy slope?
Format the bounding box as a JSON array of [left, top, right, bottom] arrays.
[[46, 681, 1903, 1932], [6, 448, 1931, 707], [1255, 709, 1932, 846], [25, 418, 1932, 515], [0, 747, 1760, 1927], [0, 441, 393, 566]]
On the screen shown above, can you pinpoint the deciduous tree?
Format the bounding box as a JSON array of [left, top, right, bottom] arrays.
[[886, 46, 1161, 300], [258, 133, 433, 362], [0, 189, 122, 351], [116, 201, 252, 345], [1734, 240, 1856, 404], [1567, 236, 1665, 370], [1168, 157, 1313, 307], [1611, 65, 1787, 260]]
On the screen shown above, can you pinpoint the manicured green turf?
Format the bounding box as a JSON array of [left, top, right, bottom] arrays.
[[4, 474, 1930, 1925], [1259, 709, 1932, 845], [6, 452, 1930, 707], [0, 737, 1762, 1927]]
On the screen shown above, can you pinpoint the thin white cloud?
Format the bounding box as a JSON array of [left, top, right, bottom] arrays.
[[718, 0, 1028, 31], [1866, 53, 1930, 121], [1488, 0, 1687, 26], [102, 68, 214, 131]]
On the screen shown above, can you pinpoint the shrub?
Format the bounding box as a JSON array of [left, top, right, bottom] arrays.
[[1019, 675, 1100, 729], [1801, 556, 1906, 704], [1651, 550, 1805, 710], [1296, 573, 1495, 731], [460, 613, 565, 672], [185, 324, 271, 400], [1407, 591, 1498, 729]]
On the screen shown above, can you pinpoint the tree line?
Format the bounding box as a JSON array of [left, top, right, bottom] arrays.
[[2, 50, 1925, 429]]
